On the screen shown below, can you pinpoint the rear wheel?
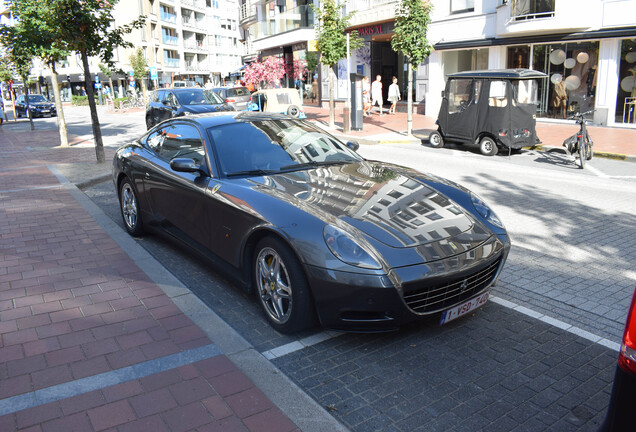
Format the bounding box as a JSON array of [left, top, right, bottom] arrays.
[[253, 237, 315, 334], [479, 136, 498, 156], [578, 137, 586, 169], [287, 105, 300, 118], [428, 131, 444, 148]]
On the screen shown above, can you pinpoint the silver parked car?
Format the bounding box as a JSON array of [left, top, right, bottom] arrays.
[[211, 86, 252, 111]]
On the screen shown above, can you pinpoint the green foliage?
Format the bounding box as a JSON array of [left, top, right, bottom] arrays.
[[0, 56, 14, 82], [129, 48, 148, 81], [391, 0, 433, 66], [51, 0, 145, 68], [314, 0, 362, 67], [306, 50, 319, 75]]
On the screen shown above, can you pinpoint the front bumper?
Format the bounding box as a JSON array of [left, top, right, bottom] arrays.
[[306, 235, 510, 332]]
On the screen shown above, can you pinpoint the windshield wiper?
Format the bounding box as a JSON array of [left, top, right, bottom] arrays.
[[279, 160, 352, 171], [226, 169, 278, 177]]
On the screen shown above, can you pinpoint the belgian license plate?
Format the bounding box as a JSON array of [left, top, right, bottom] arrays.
[[440, 291, 489, 325]]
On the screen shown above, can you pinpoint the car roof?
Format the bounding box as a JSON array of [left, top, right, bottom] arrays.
[[163, 111, 293, 128], [446, 69, 548, 79]]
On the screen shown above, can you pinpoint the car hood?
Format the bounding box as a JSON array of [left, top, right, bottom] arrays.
[[30, 102, 54, 108], [251, 161, 490, 250], [182, 104, 231, 113]]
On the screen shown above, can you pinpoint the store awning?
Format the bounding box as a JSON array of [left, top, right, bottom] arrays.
[[230, 65, 246, 76]]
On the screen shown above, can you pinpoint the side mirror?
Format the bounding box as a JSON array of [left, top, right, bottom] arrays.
[[346, 141, 360, 151], [441, 90, 446, 98], [170, 158, 203, 174]]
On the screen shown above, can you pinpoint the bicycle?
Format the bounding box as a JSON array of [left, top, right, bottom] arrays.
[[562, 110, 594, 169], [120, 93, 146, 111]]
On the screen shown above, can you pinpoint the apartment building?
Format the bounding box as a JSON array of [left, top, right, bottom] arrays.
[[3, 0, 243, 99]]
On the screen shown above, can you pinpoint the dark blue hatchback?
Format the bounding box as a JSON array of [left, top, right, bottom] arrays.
[[145, 88, 233, 129]]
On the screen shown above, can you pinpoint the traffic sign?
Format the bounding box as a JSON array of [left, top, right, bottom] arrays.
[[150, 66, 158, 80]]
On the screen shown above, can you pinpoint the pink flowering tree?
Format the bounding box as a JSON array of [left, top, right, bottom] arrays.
[[285, 58, 308, 82], [244, 56, 286, 89]]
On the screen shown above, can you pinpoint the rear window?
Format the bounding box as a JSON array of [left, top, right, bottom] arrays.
[[226, 87, 250, 97]]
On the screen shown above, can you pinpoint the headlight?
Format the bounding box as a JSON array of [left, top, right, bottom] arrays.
[[470, 193, 504, 229], [323, 225, 381, 269]]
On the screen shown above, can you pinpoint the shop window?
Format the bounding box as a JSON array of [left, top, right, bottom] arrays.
[[532, 42, 598, 119], [615, 39, 636, 124], [507, 46, 530, 69], [448, 79, 473, 114], [450, 0, 474, 14]]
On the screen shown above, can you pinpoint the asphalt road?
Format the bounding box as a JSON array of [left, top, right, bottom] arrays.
[[22, 106, 636, 431]]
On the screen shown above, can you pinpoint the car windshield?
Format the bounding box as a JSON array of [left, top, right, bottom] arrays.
[[27, 95, 48, 103], [208, 120, 362, 177], [175, 89, 224, 105]]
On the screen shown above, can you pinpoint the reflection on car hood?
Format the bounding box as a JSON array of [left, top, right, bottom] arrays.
[[252, 161, 487, 249], [182, 104, 230, 113]]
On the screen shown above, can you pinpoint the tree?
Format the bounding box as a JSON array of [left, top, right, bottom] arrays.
[[0, 0, 71, 144], [51, 0, 144, 163], [129, 47, 148, 101], [314, 0, 362, 128], [391, 0, 433, 136], [243, 57, 285, 89]]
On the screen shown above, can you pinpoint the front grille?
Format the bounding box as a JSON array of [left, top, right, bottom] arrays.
[[403, 258, 501, 314]]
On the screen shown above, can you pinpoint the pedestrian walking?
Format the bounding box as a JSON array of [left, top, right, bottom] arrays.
[[362, 76, 371, 116], [371, 75, 383, 115], [388, 77, 401, 114]]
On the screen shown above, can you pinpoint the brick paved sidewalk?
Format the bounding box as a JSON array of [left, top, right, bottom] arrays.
[[0, 129, 302, 431], [303, 104, 636, 159]]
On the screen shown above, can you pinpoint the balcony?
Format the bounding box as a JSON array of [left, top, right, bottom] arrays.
[[239, 0, 256, 27], [496, 0, 599, 37], [164, 57, 180, 68], [184, 40, 207, 51], [162, 34, 179, 45], [160, 10, 177, 24], [346, 0, 397, 27], [181, 0, 206, 11], [254, 5, 314, 39]]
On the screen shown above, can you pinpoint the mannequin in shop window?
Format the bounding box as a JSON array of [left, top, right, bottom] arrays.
[[552, 80, 567, 119]]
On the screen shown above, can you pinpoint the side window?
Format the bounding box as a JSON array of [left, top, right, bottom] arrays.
[[145, 128, 165, 154], [448, 79, 473, 114], [162, 92, 177, 106], [158, 123, 205, 164], [488, 80, 508, 107]]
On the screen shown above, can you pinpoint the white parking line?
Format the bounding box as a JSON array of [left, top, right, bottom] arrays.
[[262, 331, 342, 360], [261, 297, 621, 360], [490, 295, 620, 352]]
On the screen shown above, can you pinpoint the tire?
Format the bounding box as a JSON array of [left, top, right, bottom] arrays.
[[146, 116, 154, 130], [586, 139, 594, 160], [253, 236, 315, 334], [119, 178, 144, 236], [428, 131, 444, 148], [287, 105, 300, 118], [578, 137, 586, 169], [479, 136, 498, 156]]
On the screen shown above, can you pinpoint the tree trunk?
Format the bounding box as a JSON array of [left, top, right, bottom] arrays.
[[80, 48, 105, 163], [48, 62, 69, 147], [407, 62, 413, 137], [23, 77, 34, 131], [328, 67, 335, 128]]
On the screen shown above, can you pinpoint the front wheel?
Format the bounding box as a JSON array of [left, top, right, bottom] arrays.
[[578, 137, 586, 169], [428, 131, 444, 148], [586, 139, 594, 160], [119, 178, 144, 236], [253, 237, 315, 334], [479, 136, 498, 156]]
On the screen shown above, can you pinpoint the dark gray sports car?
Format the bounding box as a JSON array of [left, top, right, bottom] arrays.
[[113, 112, 510, 333]]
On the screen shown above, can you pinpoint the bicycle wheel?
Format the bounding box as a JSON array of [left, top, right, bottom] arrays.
[[586, 139, 594, 160], [120, 100, 131, 111], [578, 137, 586, 169]]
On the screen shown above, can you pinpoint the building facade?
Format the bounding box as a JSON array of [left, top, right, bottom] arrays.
[[5, 0, 244, 99], [426, 0, 636, 126]]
